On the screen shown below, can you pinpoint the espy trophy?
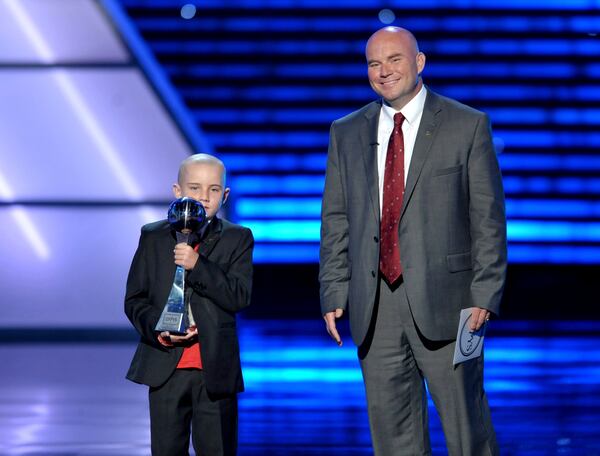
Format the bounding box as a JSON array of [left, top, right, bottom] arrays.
[[155, 197, 207, 335]]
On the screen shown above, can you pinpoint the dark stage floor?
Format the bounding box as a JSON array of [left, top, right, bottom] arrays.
[[1, 319, 599, 455]]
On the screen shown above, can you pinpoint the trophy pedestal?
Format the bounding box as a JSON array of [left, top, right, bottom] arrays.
[[155, 231, 191, 335]]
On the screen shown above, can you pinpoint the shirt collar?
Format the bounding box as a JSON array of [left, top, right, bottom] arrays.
[[187, 217, 214, 245], [381, 84, 427, 126]]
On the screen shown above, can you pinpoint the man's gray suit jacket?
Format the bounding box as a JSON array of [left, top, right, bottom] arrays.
[[319, 89, 507, 346]]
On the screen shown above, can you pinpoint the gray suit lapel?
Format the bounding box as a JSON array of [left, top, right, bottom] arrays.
[[359, 101, 382, 223], [400, 91, 442, 220]]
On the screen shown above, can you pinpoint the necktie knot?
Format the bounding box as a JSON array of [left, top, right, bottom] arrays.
[[393, 112, 405, 127]]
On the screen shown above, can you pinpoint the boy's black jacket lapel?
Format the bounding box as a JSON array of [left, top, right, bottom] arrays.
[[198, 217, 223, 257]]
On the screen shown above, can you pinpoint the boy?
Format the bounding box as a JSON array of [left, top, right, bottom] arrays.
[[125, 154, 253, 456]]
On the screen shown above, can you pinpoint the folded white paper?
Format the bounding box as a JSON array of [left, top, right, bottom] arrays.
[[453, 309, 488, 365]]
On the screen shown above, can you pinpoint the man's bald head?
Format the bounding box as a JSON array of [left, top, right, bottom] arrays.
[[366, 26, 420, 58]]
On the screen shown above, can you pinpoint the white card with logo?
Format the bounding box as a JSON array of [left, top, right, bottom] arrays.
[[453, 309, 488, 365]]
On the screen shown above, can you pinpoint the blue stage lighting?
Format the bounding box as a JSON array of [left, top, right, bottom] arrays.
[[231, 176, 325, 195], [508, 221, 600, 242], [236, 198, 321, 218], [180, 4, 196, 20], [239, 220, 320, 242], [252, 244, 319, 263], [506, 200, 600, 218], [508, 246, 600, 264]]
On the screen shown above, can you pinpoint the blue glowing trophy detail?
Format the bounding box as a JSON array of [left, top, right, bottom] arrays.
[[155, 197, 207, 334]]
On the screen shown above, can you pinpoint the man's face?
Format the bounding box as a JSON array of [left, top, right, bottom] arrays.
[[173, 163, 229, 220], [366, 31, 425, 109]]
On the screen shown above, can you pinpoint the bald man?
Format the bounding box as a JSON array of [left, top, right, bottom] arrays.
[[125, 153, 254, 456], [319, 27, 506, 455]]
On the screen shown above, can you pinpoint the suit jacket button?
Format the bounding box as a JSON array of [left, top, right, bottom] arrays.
[[371, 270, 376, 277], [373, 236, 379, 243]]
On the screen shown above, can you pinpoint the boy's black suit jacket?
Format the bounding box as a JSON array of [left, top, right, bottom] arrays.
[[125, 216, 254, 396]]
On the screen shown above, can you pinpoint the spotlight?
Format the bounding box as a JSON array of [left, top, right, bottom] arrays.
[[378, 9, 395, 25], [180, 4, 197, 20]]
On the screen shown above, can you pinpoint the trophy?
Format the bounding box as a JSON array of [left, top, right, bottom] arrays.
[[155, 197, 207, 334]]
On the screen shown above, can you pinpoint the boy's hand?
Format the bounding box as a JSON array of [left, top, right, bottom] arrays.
[[158, 326, 198, 346], [174, 243, 199, 270]]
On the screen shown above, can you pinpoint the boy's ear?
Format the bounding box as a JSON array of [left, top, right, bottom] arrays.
[[222, 187, 231, 205], [173, 183, 182, 198]]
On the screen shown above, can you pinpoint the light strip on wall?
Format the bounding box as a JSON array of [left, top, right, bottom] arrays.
[[0, 171, 15, 200], [5, 0, 149, 228], [4, 0, 54, 62], [139, 206, 164, 225], [52, 70, 144, 200], [6, 0, 143, 200], [10, 207, 51, 260], [0, 170, 50, 259]]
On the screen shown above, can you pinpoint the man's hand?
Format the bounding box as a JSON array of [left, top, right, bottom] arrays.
[[174, 243, 199, 270], [469, 307, 491, 331], [323, 308, 344, 346], [158, 326, 198, 347]]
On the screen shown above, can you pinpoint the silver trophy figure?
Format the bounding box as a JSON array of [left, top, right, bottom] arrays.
[[155, 197, 207, 334]]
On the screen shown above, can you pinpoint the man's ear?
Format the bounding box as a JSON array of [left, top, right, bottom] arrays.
[[416, 51, 426, 75], [222, 188, 231, 205], [173, 183, 182, 198]]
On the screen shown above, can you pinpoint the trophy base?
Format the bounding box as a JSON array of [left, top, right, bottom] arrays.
[[155, 311, 188, 335]]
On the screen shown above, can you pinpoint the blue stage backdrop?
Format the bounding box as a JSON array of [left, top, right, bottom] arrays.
[[122, 0, 600, 265], [0, 0, 598, 328]]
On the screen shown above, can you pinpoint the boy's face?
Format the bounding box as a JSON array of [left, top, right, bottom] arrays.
[[173, 162, 229, 220]]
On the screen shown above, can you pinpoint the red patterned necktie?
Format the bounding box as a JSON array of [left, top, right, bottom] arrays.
[[379, 112, 405, 285]]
